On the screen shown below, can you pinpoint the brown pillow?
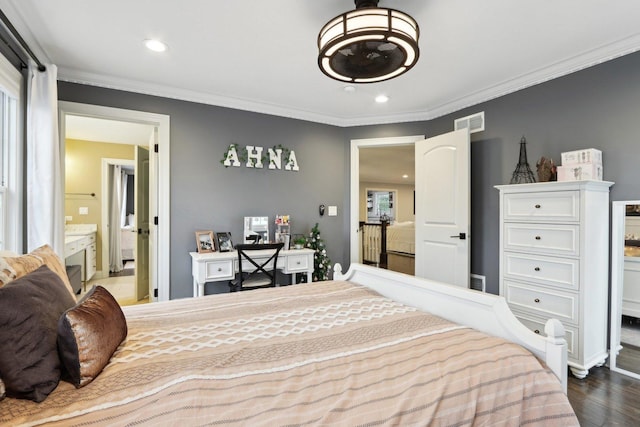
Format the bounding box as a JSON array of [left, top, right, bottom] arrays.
[[0, 265, 76, 402], [0, 244, 76, 300], [58, 285, 128, 388]]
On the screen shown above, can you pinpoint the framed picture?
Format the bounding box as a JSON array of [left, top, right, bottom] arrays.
[[195, 230, 215, 253], [216, 232, 234, 252]]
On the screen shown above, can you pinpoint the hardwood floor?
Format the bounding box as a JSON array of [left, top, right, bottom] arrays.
[[568, 366, 640, 426]]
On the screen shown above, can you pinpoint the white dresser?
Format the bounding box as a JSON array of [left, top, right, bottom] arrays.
[[496, 180, 613, 379]]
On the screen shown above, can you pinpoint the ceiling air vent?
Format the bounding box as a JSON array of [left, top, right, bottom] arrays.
[[454, 111, 485, 134]]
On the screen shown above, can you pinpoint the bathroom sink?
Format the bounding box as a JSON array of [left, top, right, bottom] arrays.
[[65, 224, 97, 236]]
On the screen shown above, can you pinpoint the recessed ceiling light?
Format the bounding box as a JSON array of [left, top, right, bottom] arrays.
[[375, 94, 389, 103], [402, 174, 409, 179], [144, 39, 167, 52]]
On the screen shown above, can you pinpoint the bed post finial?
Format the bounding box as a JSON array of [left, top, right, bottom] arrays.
[[545, 318, 568, 392], [334, 263, 342, 276]]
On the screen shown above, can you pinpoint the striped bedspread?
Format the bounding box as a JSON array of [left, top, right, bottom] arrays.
[[1, 280, 578, 426]]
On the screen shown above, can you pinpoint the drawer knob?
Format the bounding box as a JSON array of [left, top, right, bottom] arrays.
[[534, 329, 540, 334], [217, 267, 222, 272], [535, 236, 541, 240], [535, 204, 541, 209], [534, 298, 540, 303], [296, 261, 301, 265], [534, 267, 540, 272]]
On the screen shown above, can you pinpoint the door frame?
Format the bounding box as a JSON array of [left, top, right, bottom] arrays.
[[59, 101, 171, 302], [350, 135, 424, 264]]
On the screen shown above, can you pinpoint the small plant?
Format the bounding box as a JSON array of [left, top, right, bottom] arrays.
[[293, 236, 307, 248]]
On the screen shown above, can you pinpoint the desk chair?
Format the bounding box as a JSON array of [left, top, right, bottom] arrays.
[[229, 243, 284, 292], [245, 234, 262, 243]]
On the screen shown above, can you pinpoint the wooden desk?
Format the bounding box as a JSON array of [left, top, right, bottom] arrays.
[[190, 248, 314, 297]]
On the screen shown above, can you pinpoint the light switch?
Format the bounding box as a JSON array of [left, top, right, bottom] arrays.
[[328, 205, 338, 216], [79, 207, 89, 215]]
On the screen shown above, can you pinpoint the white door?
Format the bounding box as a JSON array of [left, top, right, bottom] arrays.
[[415, 129, 470, 287], [135, 146, 150, 300]]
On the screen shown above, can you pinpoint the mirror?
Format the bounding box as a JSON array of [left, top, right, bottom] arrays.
[[243, 216, 269, 244], [610, 201, 640, 380]]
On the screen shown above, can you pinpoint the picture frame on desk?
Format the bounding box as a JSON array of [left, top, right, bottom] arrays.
[[216, 232, 234, 252], [195, 230, 215, 253]]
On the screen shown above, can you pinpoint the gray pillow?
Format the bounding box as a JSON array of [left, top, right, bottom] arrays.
[[0, 265, 76, 402]]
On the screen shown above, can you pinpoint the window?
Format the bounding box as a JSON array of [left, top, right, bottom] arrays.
[[366, 190, 396, 223], [0, 53, 22, 252]]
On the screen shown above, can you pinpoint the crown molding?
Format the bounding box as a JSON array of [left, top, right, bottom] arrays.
[[56, 67, 346, 126], [58, 32, 640, 128]]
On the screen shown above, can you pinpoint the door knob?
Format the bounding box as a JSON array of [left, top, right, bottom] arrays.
[[449, 232, 466, 240]]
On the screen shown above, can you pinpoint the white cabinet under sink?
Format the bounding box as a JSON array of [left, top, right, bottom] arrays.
[[65, 224, 97, 285]]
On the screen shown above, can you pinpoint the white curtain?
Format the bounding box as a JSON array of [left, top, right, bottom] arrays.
[[120, 170, 128, 227], [26, 64, 64, 256], [109, 165, 124, 272]]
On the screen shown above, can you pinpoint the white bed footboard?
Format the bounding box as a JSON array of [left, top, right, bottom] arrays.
[[334, 263, 568, 391]]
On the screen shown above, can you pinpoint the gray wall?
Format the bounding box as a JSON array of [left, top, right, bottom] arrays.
[[345, 51, 640, 294], [59, 50, 640, 297], [57, 83, 348, 298]]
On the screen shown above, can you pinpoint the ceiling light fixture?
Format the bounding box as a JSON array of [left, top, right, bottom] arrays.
[[375, 94, 389, 103], [144, 39, 167, 52], [318, 0, 419, 83]]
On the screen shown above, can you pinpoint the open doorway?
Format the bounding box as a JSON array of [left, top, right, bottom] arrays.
[[59, 102, 171, 302], [103, 160, 136, 275], [108, 162, 136, 279], [350, 136, 424, 268]]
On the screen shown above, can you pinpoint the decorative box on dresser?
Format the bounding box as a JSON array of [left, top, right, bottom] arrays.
[[495, 180, 613, 379]]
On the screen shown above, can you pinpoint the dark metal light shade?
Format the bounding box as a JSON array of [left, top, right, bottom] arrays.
[[318, 2, 419, 83]]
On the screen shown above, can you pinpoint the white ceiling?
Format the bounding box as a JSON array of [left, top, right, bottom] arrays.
[[360, 144, 414, 185], [65, 115, 154, 146], [2, 0, 640, 127]]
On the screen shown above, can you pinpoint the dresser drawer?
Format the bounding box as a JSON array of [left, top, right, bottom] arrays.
[[505, 281, 578, 324], [514, 311, 578, 361], [504, 191, 579, 222], [286, 254, 310, 272], [205, 260, 234, 280], [504, 223, 579, 256], [503, 252, 579, 290]]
